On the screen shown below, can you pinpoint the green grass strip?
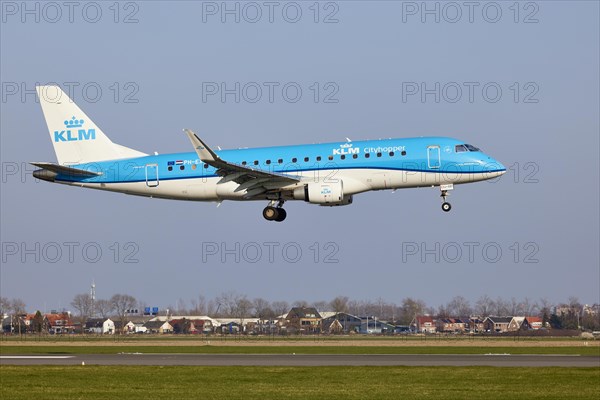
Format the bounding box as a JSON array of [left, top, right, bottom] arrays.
[[1, 366, 598, 400]]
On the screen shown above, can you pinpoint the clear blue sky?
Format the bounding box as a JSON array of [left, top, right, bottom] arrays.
[[1, 1, 598, 312]]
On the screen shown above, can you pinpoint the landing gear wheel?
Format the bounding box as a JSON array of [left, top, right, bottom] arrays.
[[263, 206, 279, 221], [442, 202, 452, 212], [274, 208, 287, 222]]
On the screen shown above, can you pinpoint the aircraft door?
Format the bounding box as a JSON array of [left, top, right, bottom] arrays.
[[427, 146, 441, 169], [145, 163, 159, 187]]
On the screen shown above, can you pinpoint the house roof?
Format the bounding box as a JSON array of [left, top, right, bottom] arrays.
[[485, 316, 513, 323], [416, 316, 434, 324], [287, 307, 321, 319], [322, 312, 362, 322], [144, 321, 172, 329], [525, 316, 542, 323]]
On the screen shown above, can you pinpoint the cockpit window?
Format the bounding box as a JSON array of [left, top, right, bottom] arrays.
[[456, 144, 481, 152]]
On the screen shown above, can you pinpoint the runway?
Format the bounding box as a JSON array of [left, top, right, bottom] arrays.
[[1, 354, 599, 367]]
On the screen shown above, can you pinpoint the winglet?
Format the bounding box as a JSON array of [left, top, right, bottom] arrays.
[[183, 129, 219, 162]]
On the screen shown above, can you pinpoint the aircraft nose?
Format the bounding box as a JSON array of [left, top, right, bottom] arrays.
[[482, 156, 506, 177]]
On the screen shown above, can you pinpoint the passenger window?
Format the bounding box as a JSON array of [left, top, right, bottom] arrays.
[[304, 157, 309, 162], [401, 151, 407, 156], [340, 155, 346, 160], [180, 165, 185, 170], [266, 160, 271, 165], [253, 160, 259, 166], [389, 152, 394, 157], [242, 161, 247, 166], [316, 156, 322, 161], [353, 154, 358, 159], [278, 159, 283, 164], [328, 155, 334, 161], [204, 163, 209, 169], [292, 158, 297, 163], [168, 166, 173, 171], [377, 152, 382, 157], [365, 153, 370, 158]]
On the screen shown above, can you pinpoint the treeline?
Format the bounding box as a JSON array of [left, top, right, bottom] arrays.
[[1, 294, 599, 331]]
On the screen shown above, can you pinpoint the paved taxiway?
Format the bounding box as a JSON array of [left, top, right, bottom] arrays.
[[1, 354, 598, 367]]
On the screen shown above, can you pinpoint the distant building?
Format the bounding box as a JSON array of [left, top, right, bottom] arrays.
[[285, 307, 322, 334], [411, 316, 436, 333], [359, 319, 395, 334], [522, 316, 543, 330], [508, 317, 526, 332], [321, 312, 362, 334], [483, 316, 513, 333]]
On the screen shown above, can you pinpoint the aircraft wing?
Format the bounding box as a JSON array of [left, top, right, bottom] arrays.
[[183, 129, 300, 198]]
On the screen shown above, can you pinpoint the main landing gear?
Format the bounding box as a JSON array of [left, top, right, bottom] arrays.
[[440, 184, 453, 212], [263, 200, 287, 222]]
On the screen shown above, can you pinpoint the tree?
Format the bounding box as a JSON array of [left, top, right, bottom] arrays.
[[0, 297, 10, 316], [292, 300, 309, 308], [31, 310, 45, 334], [253, 298, 271, 332], [71, 293, 93, 326], [398, 298, 426, 325], [312, 300, 328, 313], [271, 301, 290, 318], [234, 297, 253, 328], [447, 296, 472, 317], [493, 297, 510, 316], [110, 294, 137, 333], [329, 296, 349, 314], [475, 295, 494, 317], [95, 299, 114, 318], [190, 295, 207, 315], [10, 298, 26, 315]]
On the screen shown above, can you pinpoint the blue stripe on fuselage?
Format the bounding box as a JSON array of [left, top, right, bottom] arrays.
[[52, 137, 505, 183]]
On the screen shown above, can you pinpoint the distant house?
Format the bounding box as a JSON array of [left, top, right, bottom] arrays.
[[43, 313, 75, 334], [483, 316, 513, 333], [436, 318, 468, 333], [411, 316, 436, 333], [522, 316, 543, 330], [508, 317, 526, 332], [84, 318, 115, 334], [321, 312, 362, 334], [143, 320, 173, 334], [285, 307, 322, 334]]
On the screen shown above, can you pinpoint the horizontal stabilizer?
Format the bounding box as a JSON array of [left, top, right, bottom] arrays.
[[31, 162, 102, 179]]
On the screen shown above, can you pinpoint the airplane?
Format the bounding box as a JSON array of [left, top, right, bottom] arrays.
[[31, 85, 506, 222]]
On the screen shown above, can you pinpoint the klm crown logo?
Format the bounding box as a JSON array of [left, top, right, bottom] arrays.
[[333, 142, 359, 155], [54, 116, 96, 142], [64, 116, 84, 128]]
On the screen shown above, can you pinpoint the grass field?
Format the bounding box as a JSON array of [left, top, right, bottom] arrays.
[[1, 344, 599, 355], [1, 366, 598, 400]]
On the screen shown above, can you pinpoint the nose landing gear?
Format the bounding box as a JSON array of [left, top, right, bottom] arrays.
[[263, 200, 287, 222], [439, 184, 453, 212]]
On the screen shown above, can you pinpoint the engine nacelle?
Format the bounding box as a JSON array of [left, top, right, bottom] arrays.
[[292, 181, 352, 206]]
